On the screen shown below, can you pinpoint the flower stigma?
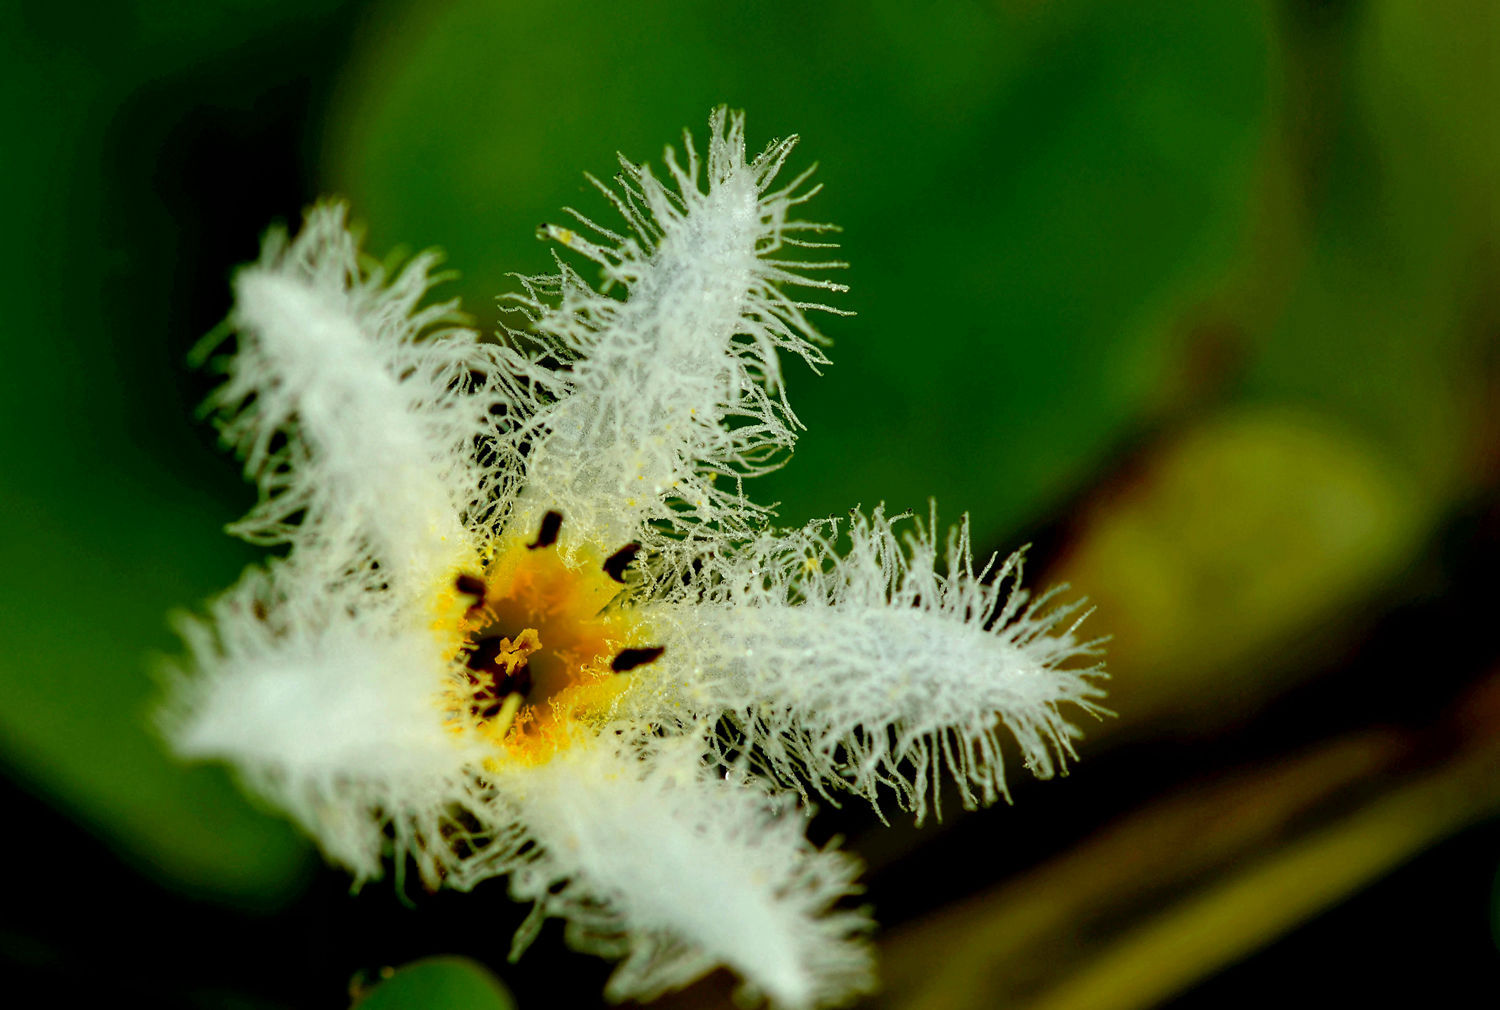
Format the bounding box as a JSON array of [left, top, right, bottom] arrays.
[[443, 511, 661, 765]]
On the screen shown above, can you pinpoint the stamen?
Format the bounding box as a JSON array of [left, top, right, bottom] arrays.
[[455, 573, 487, 598], [602, 542, 641, 583], [527, 510, 563, 549], [448, 532, 641, 757], [612, 646, 665, 672]]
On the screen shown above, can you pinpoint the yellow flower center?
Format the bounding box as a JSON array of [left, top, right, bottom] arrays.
[[440, 512, 659, 765]]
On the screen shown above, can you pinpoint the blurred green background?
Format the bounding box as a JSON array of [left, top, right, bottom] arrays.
[[2, 1, 1496, 1007]]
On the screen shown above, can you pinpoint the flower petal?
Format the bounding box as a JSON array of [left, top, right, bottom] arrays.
[[652, 507, 1108, 820], [451, 737, 874, 1008], [161, 565, 488, 886], [201, 202, 504, 587], [498, 108, 846, 554]]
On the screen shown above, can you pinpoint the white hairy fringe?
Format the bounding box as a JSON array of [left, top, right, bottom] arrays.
[[445, 736, 874, 1009], [652, 507, 1109, 821], [497, 107, 848, 555], [199, 203, 506, 588], [161, 564, 489, 887], [165, 111, 1111, 1009]]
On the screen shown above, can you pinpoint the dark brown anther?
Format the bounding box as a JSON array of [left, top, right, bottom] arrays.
[[602, 542, 642, 583], [455, 573, 486, 598], [611, 646, 665, 672], [527, 510, 563, 549]]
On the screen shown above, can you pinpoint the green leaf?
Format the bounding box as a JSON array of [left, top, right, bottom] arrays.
[[0, 4, 327, 906], [353, 957, 517, 1010], [0, 483, 311, 906], [326, 0, 1270, 541], [1051, 406, 1422, 728], [1243, 0, 1497, 507]]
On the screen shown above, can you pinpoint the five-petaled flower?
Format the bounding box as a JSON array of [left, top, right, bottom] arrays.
[[161, 108, 1107, 1008]]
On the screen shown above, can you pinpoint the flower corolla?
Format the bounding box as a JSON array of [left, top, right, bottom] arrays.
[[162, 108, 1106, 1008]]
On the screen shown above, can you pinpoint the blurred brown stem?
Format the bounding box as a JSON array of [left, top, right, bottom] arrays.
[[874, 674, 1500, 1010]]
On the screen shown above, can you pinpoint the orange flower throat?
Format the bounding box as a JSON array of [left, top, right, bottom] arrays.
[[445, 511, 662, 764]]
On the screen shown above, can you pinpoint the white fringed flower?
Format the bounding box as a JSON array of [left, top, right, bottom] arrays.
[[163, 108, 1106, 1008]]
